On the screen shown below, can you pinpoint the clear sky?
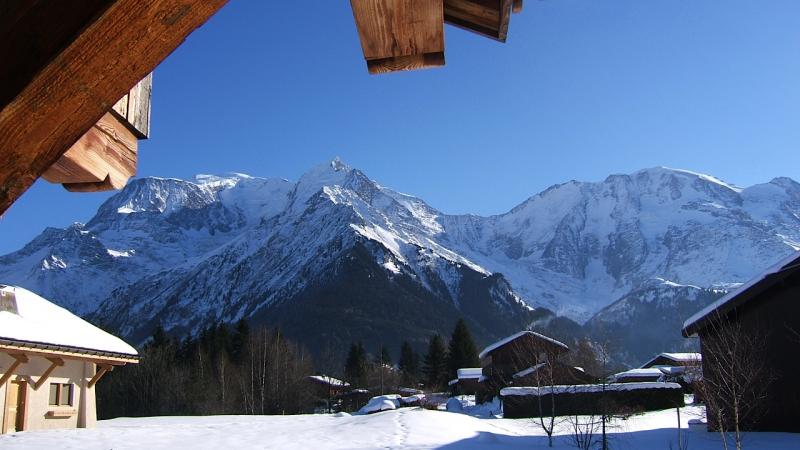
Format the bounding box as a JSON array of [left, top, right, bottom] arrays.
[[2, 0, 800, 255]]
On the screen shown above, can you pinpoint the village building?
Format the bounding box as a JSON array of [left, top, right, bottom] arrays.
[[640, 352, 702, 370], [682, 251, 800, 432], [0, 285, 138, 434], [307, 375, 351, 413], [478, 330, 588, 400], [448, 368, 483, 395]]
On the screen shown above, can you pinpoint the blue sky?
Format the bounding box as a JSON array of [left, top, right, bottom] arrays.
[[2, 0, 800, 254]]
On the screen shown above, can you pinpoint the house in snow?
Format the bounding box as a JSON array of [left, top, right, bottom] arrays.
[[641, 352, 701, 370], [478, 330, 588, 399], [0, 285, 138, 434], [613, 352, 702, 384], [307, 375, 351, 412], [448, 368, 483, 395], [682, 251, 800, 432]]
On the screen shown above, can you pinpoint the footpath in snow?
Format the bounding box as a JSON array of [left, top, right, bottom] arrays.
[[1, 405, 799, 450]]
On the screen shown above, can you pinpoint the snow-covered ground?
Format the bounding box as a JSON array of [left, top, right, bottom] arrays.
[[2, 405, 799, 450]]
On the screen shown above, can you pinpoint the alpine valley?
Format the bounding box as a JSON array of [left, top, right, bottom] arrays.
[[2, 160, 799, 365]]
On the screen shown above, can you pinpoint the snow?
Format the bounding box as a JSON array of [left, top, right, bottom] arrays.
[[4, 404, 800, 450], [308, 375, 350, 387], [0, 285, 137, 357], [683, 250, 800, 333], [456, 368, 482, 379], [513, 363, 546, 379], [479, 331, 568, 360], [445, 397, 464, 412], [661, 167, 744, 193], [358, 395, 401, 414], [611, 368, 666, 381], [501, 382, 682, 397]]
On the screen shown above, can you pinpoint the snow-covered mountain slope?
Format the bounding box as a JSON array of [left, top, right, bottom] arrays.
[[1, 160, 798, 359]]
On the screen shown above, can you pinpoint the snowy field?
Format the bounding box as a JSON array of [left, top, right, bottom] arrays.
[[2, 405, 799, 450]]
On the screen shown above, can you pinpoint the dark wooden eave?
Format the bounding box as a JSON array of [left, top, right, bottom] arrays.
[[444, 0, 522, 42], [0, 0, 227, 215], [682, 253, 800, 337], [350, 0, 523, 74]]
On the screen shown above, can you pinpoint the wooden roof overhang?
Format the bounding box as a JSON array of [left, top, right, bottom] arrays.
[[350, 0, 523, 74], [0, 339, 139, 365], [682, 253, 800, 337], [0, 0, 226, 215], [0, 339, 136, 390]]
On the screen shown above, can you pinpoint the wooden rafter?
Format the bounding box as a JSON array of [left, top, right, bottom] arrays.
[[42, 113, 137, 192], [33, 357, 65, 390], [443, 0, 522, 42], [88, 364, 114, 388], [0, 0, 227, 215], [0, 353, 28, 388], [351, 0, 445, 74]]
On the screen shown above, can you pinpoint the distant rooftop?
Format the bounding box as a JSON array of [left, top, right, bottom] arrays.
[[479, 330, 568, 360]]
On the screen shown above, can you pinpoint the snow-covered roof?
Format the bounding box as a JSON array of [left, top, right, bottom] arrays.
[[612, 368, 664, 381], [0, 285, 138, 358], [512, 363, 546, 379], [456, 368, 482, 379], [308, 375, 350, 387], [683, 251, 800, 335], [479, 330, 568, 360], [640, 352, 701, 368], [501, 382, 682, 397]]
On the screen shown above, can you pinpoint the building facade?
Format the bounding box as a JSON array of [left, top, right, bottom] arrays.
[[1, 285, 138, 434]]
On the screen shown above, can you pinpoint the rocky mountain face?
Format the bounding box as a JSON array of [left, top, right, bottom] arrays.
[[1, 160, 798, 365]]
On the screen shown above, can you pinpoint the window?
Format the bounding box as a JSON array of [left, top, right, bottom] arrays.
[[48, 383, 73, 406]]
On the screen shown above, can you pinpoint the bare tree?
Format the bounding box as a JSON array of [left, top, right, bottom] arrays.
[[693, 312, 772, 450], [564, 409, 601, 450]]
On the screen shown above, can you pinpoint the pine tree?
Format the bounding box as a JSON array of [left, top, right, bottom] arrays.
[[423, 334, 448, 390], [344, 341, 369, 387], [399, 341, 420, 386], [447, 319, 480, 378], [230, 319, 250, 364], [149, 324, 171, 349]]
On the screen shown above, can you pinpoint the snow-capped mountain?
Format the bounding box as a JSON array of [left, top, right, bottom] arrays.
[[1, 160, 798, 362]]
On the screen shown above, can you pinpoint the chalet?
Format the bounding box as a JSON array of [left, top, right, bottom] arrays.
[[307, 375, 351, 413], [478, 330, 581, 399], [682, 251, 800, 432], [0, 285, 138, 434], [448, 368, 483, 395], [641, 352, 701, 370]]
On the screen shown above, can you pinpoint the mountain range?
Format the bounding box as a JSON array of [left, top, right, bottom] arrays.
[[2, 159, 798, 365]]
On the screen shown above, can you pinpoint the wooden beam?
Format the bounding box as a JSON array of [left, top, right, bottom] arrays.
[[111, 73, 153, 139], [33, 357, 65, 390], [351, 0, 445, 74], [0, 354, 28, 388], [88, 364, 114, 388], [0, 0, 227, 215], [42, 113, 137, 192], [0, 343, 137, 365], [443, 0, 520, 42]]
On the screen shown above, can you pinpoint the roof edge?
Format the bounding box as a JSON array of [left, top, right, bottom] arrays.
[[0, 337, 139, 363]]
